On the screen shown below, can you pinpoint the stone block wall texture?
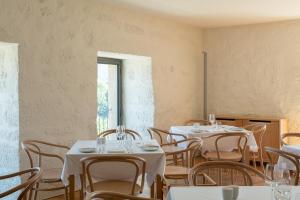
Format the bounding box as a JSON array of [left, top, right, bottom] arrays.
[[0, 0, 203, 177], [203, 20, 300, 131], [0, 42, 19, 200], [123, 57, 154, 138]]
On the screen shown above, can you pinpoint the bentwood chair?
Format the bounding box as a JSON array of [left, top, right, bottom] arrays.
[[184, 119, 210, 126], [147, 128, 187, 146], [21, 140, 70, 200], [0, 167, 42, 200], [243, 123, 267, 170], [201, 132, 248, 162], [190, 161, 268, 186], [281, 133, 300, 145], [99, 129, 142, 140], [265, 146, 300, 185], [80, 156, 146, 199], [163, 138, 203, 184], [89, 192, 156, 200]]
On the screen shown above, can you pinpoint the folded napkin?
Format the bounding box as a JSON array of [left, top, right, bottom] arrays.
[[106, 147, 127, 153]]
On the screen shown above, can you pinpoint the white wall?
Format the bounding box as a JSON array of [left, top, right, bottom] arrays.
[[203, 19, 300, 131], [123, 57, 154, 138], [0, 0, 203, 173], [0, 42, 19, 200]]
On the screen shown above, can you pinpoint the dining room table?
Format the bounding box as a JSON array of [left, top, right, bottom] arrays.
[[61, 139, 166, 200], [169, 125, 258, 154], [167, 186, 300, 200], [277, 144, 300, 170]]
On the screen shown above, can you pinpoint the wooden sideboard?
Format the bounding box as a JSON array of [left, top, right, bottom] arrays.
[[216, 115, 288, 162]]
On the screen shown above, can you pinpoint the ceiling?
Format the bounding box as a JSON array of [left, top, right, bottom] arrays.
[[112, 0, 300, 28]]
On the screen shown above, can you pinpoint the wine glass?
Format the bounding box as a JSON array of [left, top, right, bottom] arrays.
[[208, 114, 216, 126]]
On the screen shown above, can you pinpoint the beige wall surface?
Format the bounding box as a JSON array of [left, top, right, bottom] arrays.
[[0, 0, 203, 167], [203, 20, 300, 131]]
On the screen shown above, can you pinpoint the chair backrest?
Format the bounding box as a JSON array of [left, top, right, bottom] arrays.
[[204, 132, 248, 161], [184, 119, 210, 126], [190, 161, 268, 186], [0, 167, 42, 200], [163, 138, 203, 168], [21, 140, 69, 168], [89, 192, 156, 200], [80, 156, 146, 195], [99, 129, 142, 140], [281, 133, 300, 145], [244, 123, 267, 167], [147, 127, 187, 145], [264, 146, 300, 185]]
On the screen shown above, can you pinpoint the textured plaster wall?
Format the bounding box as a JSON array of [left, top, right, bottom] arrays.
[[0, 42, 19, 200], [0, 0, 203, 171], [123, 58, 154, 137], [203, 20, 300, 131]]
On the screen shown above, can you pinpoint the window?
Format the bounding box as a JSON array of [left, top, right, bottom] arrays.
[[97, 57, 122, 133]]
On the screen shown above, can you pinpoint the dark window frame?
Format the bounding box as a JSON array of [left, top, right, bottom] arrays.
[[97, 57, 123, 125]]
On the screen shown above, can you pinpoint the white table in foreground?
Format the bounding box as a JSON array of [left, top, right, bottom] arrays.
[[61, 139, 166, 188], [278, 144, 300, 170], [170, 125, 257, 152], [167, 186, 300, 200]]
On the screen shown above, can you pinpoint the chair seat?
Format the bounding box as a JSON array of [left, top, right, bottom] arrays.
[[203, 151, 243, 161], [85, 180, 141, 199], [162, 146, 184, 154], [40, 168, 63, 183], [164, 166, 190, 178]]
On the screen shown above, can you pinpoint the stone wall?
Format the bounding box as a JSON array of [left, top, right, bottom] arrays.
[[0, 42, 19, 200], [203, 20, 300, 131], [0, 0, 203, 177], [123, 57, 154, 138]]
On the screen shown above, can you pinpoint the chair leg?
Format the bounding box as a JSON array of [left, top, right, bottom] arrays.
[[64, 186, 69, 200], [253, 153, 257, 169], [33, 183, 39, 200]]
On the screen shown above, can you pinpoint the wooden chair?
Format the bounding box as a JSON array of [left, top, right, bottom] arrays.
[[190, 161, 268, 186], [0, 167, 42, 200], [163, 138, 203, 183], [264, 146, 300, 185], [99, 129, 142, 140], [201, 132, 248, 162], [243, 123, 267, 170], [21, 140, 70, 200], [80, 156, 146, 199], [184, 119, 210, 126], [281, 133, 300, 145], [147, 128, 187, 145], [89, 192, 156, 200]]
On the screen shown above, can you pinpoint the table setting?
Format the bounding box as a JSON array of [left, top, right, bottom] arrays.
[[61, 137, 166, 190]]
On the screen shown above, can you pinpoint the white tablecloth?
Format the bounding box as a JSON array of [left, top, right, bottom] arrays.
[[167, 186, 300, 200], [277, 144, 300, 170], [61, 140, 166, 188], [170, 125, 257, 153]]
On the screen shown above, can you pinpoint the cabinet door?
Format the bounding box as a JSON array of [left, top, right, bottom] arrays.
[[243, 119, 279, 162], [216, 118, 243, 127]]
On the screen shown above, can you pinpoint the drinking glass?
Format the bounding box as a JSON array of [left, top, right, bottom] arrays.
[[274, 185, 292, 200], [208, 114, 216, 125], [265, 164, 281, 200]]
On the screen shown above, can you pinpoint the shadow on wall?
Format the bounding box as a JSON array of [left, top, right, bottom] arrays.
[[97, 51, 154, 138]]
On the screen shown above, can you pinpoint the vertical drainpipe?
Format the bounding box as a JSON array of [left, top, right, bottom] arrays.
[[203, 51, 207, 119]]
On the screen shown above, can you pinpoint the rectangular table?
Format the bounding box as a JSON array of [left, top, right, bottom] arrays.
[[61, 139, 166, 199], [278, 144, 300, 170], [167, 186, 300, 200], [170, 125, 258, 153]]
